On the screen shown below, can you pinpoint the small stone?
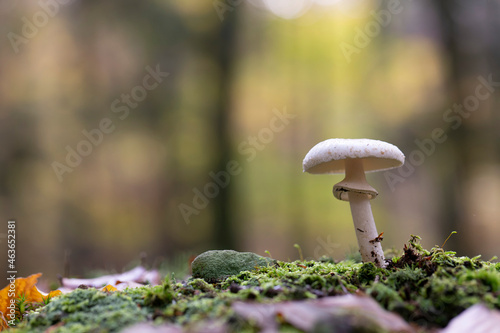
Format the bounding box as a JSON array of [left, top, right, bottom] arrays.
[[191, 250, 275, 281]]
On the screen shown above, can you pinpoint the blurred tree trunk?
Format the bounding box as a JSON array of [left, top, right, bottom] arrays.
[[207, 9, 240, 250], [435, 1, 499, 254], [434, 0, 468, 252], [287, 23, 307, 255]]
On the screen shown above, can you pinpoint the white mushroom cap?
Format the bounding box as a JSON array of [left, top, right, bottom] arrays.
[[303, 138, 405, 174]]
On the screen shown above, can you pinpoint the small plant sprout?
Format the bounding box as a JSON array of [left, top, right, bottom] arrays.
[[294, 244, 304, 262], [303, 139, 405, 268], [438, 231, 457, 249]]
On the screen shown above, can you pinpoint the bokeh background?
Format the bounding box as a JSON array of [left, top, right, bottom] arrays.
[[1, 0, 500, 283]]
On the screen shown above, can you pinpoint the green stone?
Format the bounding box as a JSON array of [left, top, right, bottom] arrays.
[[191, 250, 275, 281]]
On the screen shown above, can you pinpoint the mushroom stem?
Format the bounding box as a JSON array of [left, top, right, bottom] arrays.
[[340, 159, 386, 267], [348, 192, 385, 267]]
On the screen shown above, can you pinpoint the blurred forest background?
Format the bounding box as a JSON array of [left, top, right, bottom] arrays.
[[1, 0, 500, 283]]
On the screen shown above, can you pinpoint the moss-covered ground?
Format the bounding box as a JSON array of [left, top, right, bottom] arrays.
[[9, 236, 500, 332]]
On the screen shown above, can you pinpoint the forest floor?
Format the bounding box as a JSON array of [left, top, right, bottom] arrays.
[[5, 235, 500, 333]]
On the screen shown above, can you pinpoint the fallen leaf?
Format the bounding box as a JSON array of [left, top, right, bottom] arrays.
[[60, 266, 161, 290], [120, 323, 183, 333], [114, 281, 147, 290], [233, 294, 415, 333], [440, 304, 500, 333], [0, 274, 61, 331], [101, 285, 118, 292]]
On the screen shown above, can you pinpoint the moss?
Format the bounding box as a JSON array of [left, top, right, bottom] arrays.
[[15, 288, 148, 333], [11, 236, 500, 332], [191, 250, 276, 281], [368, 282, 406, 311], [188, 278, 215, 293]]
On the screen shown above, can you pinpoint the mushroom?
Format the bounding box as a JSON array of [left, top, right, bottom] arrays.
[[303, 138, 405, 268]]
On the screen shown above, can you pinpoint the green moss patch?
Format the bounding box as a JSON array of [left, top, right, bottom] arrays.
[[191, 250, 276, 281], [17, 288, 148, 333], [10, 236, 500, 332]]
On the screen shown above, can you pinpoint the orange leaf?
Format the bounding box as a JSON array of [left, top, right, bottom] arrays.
[[101, 285, 118, 292], [0, 273, 61, 331]]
